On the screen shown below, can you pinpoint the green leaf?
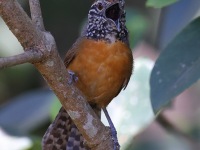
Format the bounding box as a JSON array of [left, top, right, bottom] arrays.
[[150, 17, 200, 114], [146, 0, 179, 8]]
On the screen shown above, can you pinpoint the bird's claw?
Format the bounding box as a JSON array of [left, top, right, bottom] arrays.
[[68, 70, 78, 85], [103, 108, 120, 150], [110, 127, 120, 150]]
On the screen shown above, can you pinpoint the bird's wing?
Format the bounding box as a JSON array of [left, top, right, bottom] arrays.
[[64, 38, 82, 68]]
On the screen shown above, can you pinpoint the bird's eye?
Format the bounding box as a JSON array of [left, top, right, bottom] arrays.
[[97, 3, 103, 11], [105, 3, 120, 21]]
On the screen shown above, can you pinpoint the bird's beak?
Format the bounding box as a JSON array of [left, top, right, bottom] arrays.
[[105, 3, 121, 32]]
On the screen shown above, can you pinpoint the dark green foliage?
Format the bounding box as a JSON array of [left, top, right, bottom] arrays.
[[150, 17, 200, 113]]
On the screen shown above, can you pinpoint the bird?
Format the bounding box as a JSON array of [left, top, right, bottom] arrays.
[[42, 0, 133, 149]]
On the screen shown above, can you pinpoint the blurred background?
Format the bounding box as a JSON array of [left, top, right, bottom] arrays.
[[0, 0, 200, 149]]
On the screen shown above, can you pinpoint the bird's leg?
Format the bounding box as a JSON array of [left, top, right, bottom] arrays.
[[67, 70, 78, 85], [102, 108, 120, 150]]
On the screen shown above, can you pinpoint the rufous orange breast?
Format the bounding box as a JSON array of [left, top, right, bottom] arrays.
[[67, 38, 133, 108]]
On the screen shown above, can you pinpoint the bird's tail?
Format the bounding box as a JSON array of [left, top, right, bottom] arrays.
[[42, 107, 89, 150]]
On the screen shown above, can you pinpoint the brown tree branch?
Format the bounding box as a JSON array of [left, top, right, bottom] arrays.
[[0, 0, 114, 149], [0, 0, 43, 49], [0, 49, 43, 69], [29, 0, 45, 31]]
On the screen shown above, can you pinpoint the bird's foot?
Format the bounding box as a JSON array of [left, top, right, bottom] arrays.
[[67, 70, 78, 85], [105, 126, 120, 150], [110, 127, 120, 150], [103, 108, 120, 150]]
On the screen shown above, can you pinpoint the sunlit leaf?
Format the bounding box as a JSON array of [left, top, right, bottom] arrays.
[[28, 136, 42, 150], [146, 0, 179, 8], [150, 17, 200, 113]]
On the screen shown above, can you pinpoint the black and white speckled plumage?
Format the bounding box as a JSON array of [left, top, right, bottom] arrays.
[[85, 0, 129, 44], [42, 107, 88, 150]]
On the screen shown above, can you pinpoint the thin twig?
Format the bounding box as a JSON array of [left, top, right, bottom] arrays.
[[29, 0, 45, 31], [0, 0, 44, 49], [0, 49, 43, 69]]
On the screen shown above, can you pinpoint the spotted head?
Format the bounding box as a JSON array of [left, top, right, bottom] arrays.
[[84, 0, 129, 44]]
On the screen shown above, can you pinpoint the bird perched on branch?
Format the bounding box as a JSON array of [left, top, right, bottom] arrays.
[[42, 0, 133, 149]]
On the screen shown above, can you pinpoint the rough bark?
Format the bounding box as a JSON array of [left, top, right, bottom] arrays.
[[0, 0, 114, 149]]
